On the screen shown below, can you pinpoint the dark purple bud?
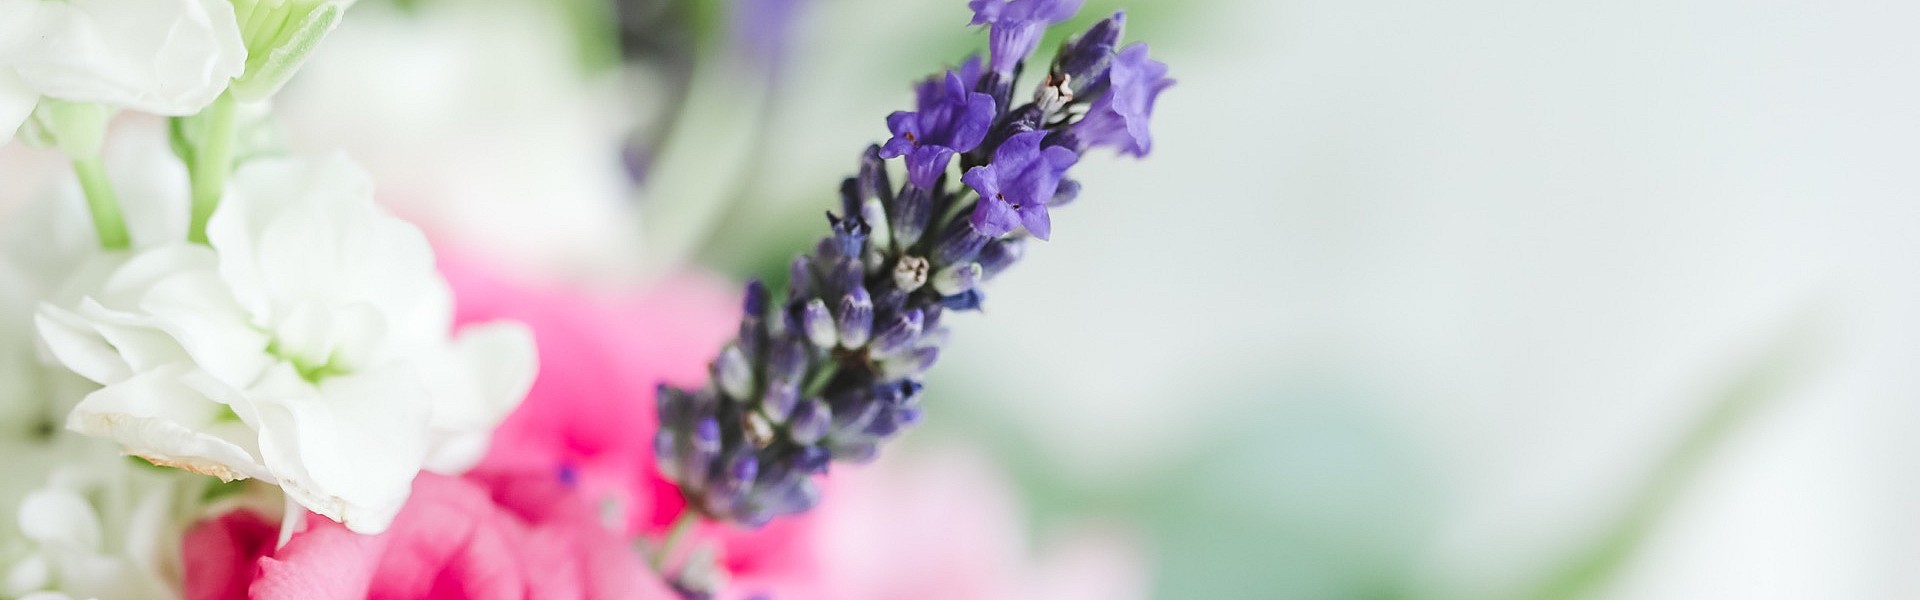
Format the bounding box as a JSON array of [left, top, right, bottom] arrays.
[[1053, 12, 1125, 96], [980, 103, 1044, 158], [831, 395, 882, 437], [787, 399, 832, 444], [762, 384, 799, 422], [693, 418, 722, 453], [836, 288, 873, 348], [765, 474, 821, 516], [978, 238, 1026, 279], [931, 262, 982, 296], [892, 185, 932, 248], [827, 212, 869, 259], [832, 258, 864, 295], [794, 445, 831, 474], [1049, 179, 1080, 208], [728, 451, 760, 486], [742, 279, 768, 317], [787, 256, 815, 302], [933, 220, 992, 266], [870, 309, 925, 356], [874, 288, 909, 317], [656, 384, 692, 423], [858, 145, 893, 206], [767, 339, 808, 386], [838, 177, 862, 219], [801, 298, 837, 348], [940, 289, 985, 311]]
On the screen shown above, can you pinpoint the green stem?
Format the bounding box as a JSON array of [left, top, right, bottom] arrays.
[[650, 509, 700, 572], [72, 156, 130, 250], [802, 362, 840, 398], [188, 92, 239, 245]]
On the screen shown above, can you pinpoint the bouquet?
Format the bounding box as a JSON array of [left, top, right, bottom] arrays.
[[0, 0, 1170, 597]]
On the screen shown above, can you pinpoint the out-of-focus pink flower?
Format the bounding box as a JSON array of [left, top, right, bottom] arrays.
[[182, 472, 674, 599], [797, 447, 1153, 600], [440, 258, 825, 593], [436, 257, 1151, 600]]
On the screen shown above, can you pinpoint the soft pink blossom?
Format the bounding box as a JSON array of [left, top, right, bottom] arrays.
[[182, 472, 674, 599]]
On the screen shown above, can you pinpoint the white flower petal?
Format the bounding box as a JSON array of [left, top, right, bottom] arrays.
[[422, 320, 535, 473], [0, 69, 34, 146], [260, 365, 429, 534], [65, 364, 266, 482], [9, 0, 244, 115], [17, 489, 101, 550], [34, 306, 133, 386]]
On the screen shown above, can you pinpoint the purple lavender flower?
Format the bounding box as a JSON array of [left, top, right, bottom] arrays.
[[969, 0, 1085, 75], [881, 70, 997, 188], [1073, 42, 1173, 157], [656, 1, 1168, 539], [963, 130, 1079, 239]]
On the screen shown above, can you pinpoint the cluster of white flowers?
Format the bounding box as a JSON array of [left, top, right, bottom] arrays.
[[0, 0, 539, 596]]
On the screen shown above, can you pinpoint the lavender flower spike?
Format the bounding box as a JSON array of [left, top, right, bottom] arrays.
[[655, 0, 1169, 530], [969, 0, 1086, 75]]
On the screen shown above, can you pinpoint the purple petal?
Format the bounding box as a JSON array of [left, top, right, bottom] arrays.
[[1018, 202, 1052, 240], [906, 146, 956, 189]]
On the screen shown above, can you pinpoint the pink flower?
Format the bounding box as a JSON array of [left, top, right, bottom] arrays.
[[439, 259, 825, 593], [182, 472, 676, 599]]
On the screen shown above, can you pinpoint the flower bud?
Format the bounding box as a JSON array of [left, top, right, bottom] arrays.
[[931, 262, 982, 296], [870, 310, 925, 357], [787, 399, 832, 445], [715, 345, 754, 400], [978, 238, 1026, 279], [892, 255, 931, 293], [836, 288, 874, 349], [801, 299, 837, 349]]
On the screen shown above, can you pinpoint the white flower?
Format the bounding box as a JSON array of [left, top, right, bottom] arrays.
[[33, 153, 535, 534], [0, 0, 247, 144], [0, 436, 194, 600]]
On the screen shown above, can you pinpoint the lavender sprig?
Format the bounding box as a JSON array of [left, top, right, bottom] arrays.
[[655, 0, 1173, 529]]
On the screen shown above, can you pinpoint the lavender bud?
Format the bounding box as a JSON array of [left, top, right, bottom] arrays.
[[742, 279, 768, 317], [880, 347, 941, 380], [656, 384, 692, 423], [716, 345, 754, 400], [828, 213, 868, 259], [787, 399, 832, 444], [858, 145, 894, 206], [837, 288, 873, 349], [1049, 179, 1081, 208], [893, 255, 931, 293], [762, 384, 799, 422], [794, 446, 831, 474], [933, 221, 992, 266], [654, 432, 682, 480], [787, 256, 815, 302], [801, 299, 837, 349], [892, 186, 931, 248], [861, 197, 892, 253], [1054, 12, 1126, 95], [838, 177, 862, 220], [978, 238, 1026, 279], [767, 339, 808, 386], [931, 262, 983, 296], [940, 289, 985, 311], [870, 309, 925, 357]]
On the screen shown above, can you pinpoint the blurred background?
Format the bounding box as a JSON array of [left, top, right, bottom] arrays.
[[11, 0, 1918, 597]]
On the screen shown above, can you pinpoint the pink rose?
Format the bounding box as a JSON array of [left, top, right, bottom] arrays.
[[183, 472, 675, 599]]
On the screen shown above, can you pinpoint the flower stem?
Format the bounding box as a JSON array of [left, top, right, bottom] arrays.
[[188, 91, 239, 245], [650, 509, 700, 572], [72, 156, 130, 250]]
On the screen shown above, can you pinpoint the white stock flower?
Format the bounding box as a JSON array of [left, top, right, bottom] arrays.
[[0, 437, 194, 600], [33, 153, 535, 534], [0, 0, 247, 144]]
